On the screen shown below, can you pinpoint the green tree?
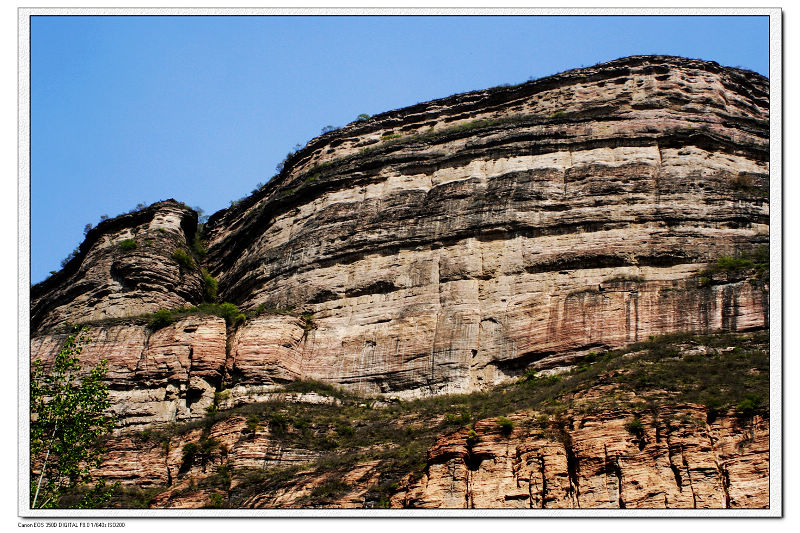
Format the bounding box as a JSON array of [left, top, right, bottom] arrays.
[[30, 327, 118, 508]]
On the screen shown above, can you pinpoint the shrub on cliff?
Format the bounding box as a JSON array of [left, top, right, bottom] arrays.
[[625, 417, 645, 438], [60, 247, 80, 268], [181, 442, 200, 471], [193, 234, 208, 258], [171, 249, 196, 270], [496, 416, 514, 436], [201, 268, 218, 302], [204, 492, 226, 509], [716, 256, 755, 273], [118, 239, 137, 251], [736, 393, 762, 418], [149, 309, 175, 330], [218, 302, 246, 327], [30, 327, 118, 508]]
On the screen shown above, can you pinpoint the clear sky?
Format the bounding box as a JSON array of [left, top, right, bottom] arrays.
[[29, 14, 770, 284]]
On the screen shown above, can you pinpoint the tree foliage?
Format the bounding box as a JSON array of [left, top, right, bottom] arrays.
[[30, 327, 118, 508]]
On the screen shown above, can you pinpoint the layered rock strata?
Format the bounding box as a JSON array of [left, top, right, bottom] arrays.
[[394, 408, 768, 509], [31, 55, 770, 422], [30, 315, 227, 429], [91, 404, 768, 509], [31, 200, 203, 333], [203, 55, 768, 397]]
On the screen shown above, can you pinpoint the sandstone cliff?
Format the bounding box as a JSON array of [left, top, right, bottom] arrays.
[[29, 56, 770, 510], [87, 330, 769, 509], [30, 56, 769, 430], [201, 54, 768, 400], [31, 200, 203, 332]]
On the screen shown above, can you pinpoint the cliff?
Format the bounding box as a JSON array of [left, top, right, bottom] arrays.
[[32, 201, 203, 331], [29, 55, 770, 509], [90, 330, 770, 509], [31, 56, 768, 429]]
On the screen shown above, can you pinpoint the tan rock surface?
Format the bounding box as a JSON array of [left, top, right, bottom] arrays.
[[31, 200, 204, 333], [30, 315, 227, 429], [200, 55, 769, 397], [393, 407, 768, 509], [90, 402, 767, 509]]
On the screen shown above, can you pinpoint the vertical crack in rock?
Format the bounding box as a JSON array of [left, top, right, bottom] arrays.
[[165, 440, 173, 487], [604, 444, 625, 508], [429, 257, 443, 395], [564, 150, 572, 198], [429, 313, 439, 395], [463, 434, 483, 508], [528, 455, 546, 509], [184, 346, 197, 414], [680, 444, 698, 508], [718, 461, 732, 509], [666, 433, 683, 491], [447, 460, 459, 494], [511, 446, 522, 489], [564, 438, 581, 508], [464, 463, 474, 509], [603, 444, 612, 504], [707, 425, 731, 508], [655, 142, 663, 204], [611, 451, 625, 509]]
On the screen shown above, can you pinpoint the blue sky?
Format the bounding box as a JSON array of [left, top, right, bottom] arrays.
[[29, 14, 770, 284]]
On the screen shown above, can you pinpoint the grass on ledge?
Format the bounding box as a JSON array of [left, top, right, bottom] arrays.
[[111, 329, 768, 508]]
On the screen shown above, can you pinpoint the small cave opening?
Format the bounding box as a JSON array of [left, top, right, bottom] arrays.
[[185, 388, 205, 412], [465, 454, 484, 471]]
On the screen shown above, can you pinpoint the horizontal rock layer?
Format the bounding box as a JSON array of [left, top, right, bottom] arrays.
[[31, 200, 203, 333], [30, 315, 227, 429], [29, 275, 767, 428], [90, 404, 768, 509], [394, 407, 768, 509], [31, 56, 770, 423]]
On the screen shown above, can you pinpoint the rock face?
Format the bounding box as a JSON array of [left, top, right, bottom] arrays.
[[89, 403, 768, 509], [202, 55, 767, 397], [30, 315, 227, 430], [31, 200, 203, 333], [30, 55, 770, 420], [394, 408, 768, 509]]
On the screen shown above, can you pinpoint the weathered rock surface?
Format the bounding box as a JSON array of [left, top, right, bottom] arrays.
[[201, 55, 767, 397], [393, 407, 768, 509], [71, 328, 769, 510], [31, 55, 770, 413], [28, 55, 772, 511], [30, 315, 227, 429], [31, 200, 203, 333], [91, 403, 767, 509]]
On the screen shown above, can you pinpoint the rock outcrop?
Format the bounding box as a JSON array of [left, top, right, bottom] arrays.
[[31, 55, 769, 425], [201, 55, 769, 398], [91, 402, 768, 509], [30, 315, 227, 430], [31, 200, 203, 333], [394, 407, 768, 509]]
